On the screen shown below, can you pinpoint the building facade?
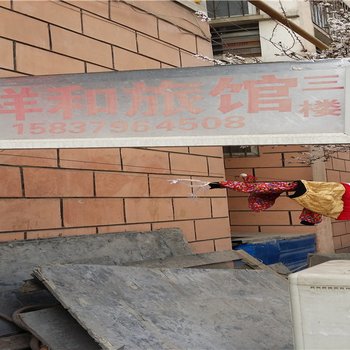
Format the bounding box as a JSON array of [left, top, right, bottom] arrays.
[[0, 0, 349, 254], [208, 0, 350, 253], [0, 0, 232, 253]]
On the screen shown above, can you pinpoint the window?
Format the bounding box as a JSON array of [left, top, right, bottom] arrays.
[[207, 0, 256, 19], [211, 22, 261, 58], [223, 146, 259, 157], [310, 0, 349, 32]]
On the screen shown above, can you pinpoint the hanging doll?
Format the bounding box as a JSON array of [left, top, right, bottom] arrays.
[[208, 174, 350, 225]]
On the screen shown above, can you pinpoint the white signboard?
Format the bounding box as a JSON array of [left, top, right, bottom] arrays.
[[0, 59, 349, 148]]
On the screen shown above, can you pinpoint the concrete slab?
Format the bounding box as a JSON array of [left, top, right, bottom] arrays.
[[34, 265, 293, 350]]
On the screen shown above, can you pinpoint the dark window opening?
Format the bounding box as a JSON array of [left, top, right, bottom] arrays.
[[223, 146, 259, 157]]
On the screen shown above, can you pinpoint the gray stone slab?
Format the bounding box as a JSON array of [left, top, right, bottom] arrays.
[[0, 229, 191, 290], [0, 289, 57, 337], [34, 265, 293, 350], [0, 228, 191, 336], [129, 250, 241, 268], [0, 333, 31, 350], [18, 306, 101, 350]]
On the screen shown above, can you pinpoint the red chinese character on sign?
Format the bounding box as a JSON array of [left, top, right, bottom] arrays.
[[0, 88, 42, 121], [157, 81, 203, 116], [86, 89, 117, 115], [48, 85, 82, 120], [303, 75, 344, 91], [124, 80, 203, 117], [299, 99, 341, 117], [244, 75, 297, 113], [210, 77, 243, 113]]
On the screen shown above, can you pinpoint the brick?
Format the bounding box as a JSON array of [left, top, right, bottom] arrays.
[[259, 196, 301, 211], [69, 1, 109, 18], [0, 166, 22, 197], [208, 157, 225, 177], [50, 26, 113, 67], [231, 225, 260, 233], [83, 13, 137, 51], [325, 158, 333, 170], [0, 232, 25, 242], [333, 236, 342, 250], [336, 247, 350, 253], [16, 44, 85, 75], [261, 145, 308, 153], [211, 198, 229, 217], [0, 199, 61, 231], [225, 168, 254, 178], [149, 175, 191, 197], [189, 147, 223, 157], [121, 148, 169, 173], [337, 152, 349, 160], [59, 148, 121, 171], [227, 189, 249, 198], [158, 20, 196, 51], [125, 198, 173, 223], [0, 149, 57, 167], [284, 153, 311, 167], [180, 51, 211, 68], [170, 153, 208, 176], [27, 227, 96, 239], [97, 223, 151, 234], [137, 33, 180, 67], [0, 8, 50, 48], [148, 147, 188, 153], [332, 221, 347, 236], [0, 69, 25, 78], [195, 218, 230, 240], [214, 238, 232, 251], [110, 1, 158, 37], [95, 172, 149, 197], [23, 168, 93, 197], [13, 1, 82, 32], [260, 225, 316, 234], [173, 198, 211, 220], [224, 153, 282, 168], [161, 63, 175, 68], [0, 37, 13, 69], [0, 1, 11, 8], [113, 47, 160, 71], [254, 167, 312, 181], [228, 197, 249, 211], [230, 211, 290, 226], [345, 221, 350, 232], [340, 171, 350, 183], [345, 160, 350, 172], [190, 240, 215, 253], [127, 0, 210, 38], [86, 63, 113, 73], [152, 220, 195, 242], [196, 37, 213, 56], [341, 234, 350, 248], [63, 198, 124, 227], [332, 158, 346, 171], [326, 170, 341, 182]]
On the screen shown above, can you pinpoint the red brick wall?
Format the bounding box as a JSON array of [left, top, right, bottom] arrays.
[[0, 0, 231, 252], [226, 145, 317, 236], [325, 152, 350, 252]]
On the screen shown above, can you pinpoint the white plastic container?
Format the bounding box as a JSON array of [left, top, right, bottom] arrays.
[[289, 260, 350, 350]]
